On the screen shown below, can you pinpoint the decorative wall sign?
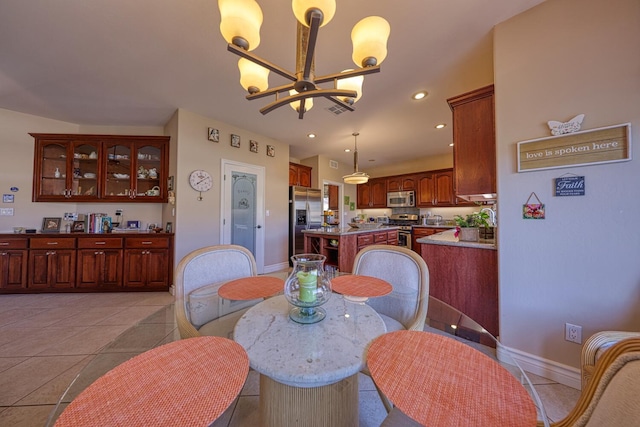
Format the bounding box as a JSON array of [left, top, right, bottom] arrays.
[[547, 114, 585, 136], [523, 192, 545, 220], [266, 145, 275, 157], [518, 123, 631, 172], [231, 134, 240, 148], [555, 175, 585, 196], [3, 194, 14, 203], [208, 127, 219, 142]]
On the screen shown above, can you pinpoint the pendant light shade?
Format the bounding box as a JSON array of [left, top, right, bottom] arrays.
[[238, 58, 269, 94], [343, 133, 369, 184], [336, 70, 364, 105], [351, 16, 390, 67], [219, 0, 263, 51], [292, 0, 336, 27]]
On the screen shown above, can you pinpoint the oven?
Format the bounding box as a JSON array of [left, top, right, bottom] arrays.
[[387, 213, 419, 250]]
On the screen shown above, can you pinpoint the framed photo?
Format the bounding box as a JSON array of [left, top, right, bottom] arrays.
[[165, 222, 173, 233], [249, 140, 258, 153], [126, 220, 140, 229], [266, 144, 275, 157], [72, 220, 85, 232], [207, 127, 219, 142], [231, 134, 241, 148], [167, 175, 174, 191], [42, 217, 62, 233]]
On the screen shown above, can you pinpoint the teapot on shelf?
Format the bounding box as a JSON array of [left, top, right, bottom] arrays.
[[148, 168, 158, 179], [145, 186, 160, 197]]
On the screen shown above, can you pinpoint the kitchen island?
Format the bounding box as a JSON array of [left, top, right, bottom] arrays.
[[303, 226, 399, 273], [417, 229, 498, 338]]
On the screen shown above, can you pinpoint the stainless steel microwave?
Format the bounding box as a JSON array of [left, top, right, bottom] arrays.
[[387, 191, 415, 208]]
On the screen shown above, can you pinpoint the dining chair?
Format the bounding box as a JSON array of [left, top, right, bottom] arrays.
[[174, 244, 258, 339], [352, 244, 430, 332]]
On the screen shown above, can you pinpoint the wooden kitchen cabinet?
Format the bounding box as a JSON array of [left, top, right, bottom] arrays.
[[356, 178, 387, 208], [289, 162, 312, 187], [123, 236, 171, 289], [76, 237, 123, 289], [447, 85, 496, 200], [28, 237, 76, 289], [31, 133, 169, 203], [387, 174, 416, 192], [0, 238, 28, 290], [411, 227, 451, 253], [416, 169, 459, 207]]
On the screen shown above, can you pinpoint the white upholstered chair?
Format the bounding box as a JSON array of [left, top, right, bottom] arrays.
[[174, 245, 259, 339], [581, 330, 640, 388], [352, 244, 429, 332]]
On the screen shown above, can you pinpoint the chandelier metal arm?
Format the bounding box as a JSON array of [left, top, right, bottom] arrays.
[[301, 12, 322, 81], [246, 81, 301, 100], [227, 43, 297, 81], [259, 89, 358, 116], [314, 65, 381, 84]]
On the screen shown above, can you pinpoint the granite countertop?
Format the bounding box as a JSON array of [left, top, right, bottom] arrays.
[[416, 228, 497, 250], [302, 225, 400, 236], [412, 224, 456, 229]]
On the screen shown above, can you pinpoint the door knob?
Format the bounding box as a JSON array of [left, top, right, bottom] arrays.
[[255, 225, 262, 229]]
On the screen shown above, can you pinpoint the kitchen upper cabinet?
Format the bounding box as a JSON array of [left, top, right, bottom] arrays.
[[357, 178, 387, 208], [31, 133, 169, 203], [417, 169, 459, 207], [447, 85, 496, 200], [289, 162, 312, 187], [327, 185, 339, 210], [387, 174, 416, 192]]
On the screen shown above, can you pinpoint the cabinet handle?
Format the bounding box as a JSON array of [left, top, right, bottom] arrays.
[[141, 241, 153, 245], [94, 242, 106, 245], [0, 242, 8, 246], [0, 252, 7, 256], [47, 242, 59, 245]]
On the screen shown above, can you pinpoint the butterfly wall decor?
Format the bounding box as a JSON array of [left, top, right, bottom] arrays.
[[547, 114, 585, 136]]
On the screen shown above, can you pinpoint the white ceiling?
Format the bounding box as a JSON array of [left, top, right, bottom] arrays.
[[0, 0, 545, 168]]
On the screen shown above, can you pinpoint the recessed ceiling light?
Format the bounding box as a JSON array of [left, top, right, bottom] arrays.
[[412, 91, 428, 100], [344, 148, 351, 152], [307, 133, 316, 138], [435, 123, 446, 129]]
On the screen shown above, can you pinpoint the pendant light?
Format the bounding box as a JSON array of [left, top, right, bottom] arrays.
[[343, 133, 369, 184]]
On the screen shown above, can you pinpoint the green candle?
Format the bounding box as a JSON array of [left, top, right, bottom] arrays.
[[297, 269, 317, 303]]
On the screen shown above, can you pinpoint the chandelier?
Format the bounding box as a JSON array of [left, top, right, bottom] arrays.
[[218, 0, 390, 119], [343, 132, 369, 184]]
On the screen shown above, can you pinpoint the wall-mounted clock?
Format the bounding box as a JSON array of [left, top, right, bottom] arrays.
[[189, 170, 213, 200]]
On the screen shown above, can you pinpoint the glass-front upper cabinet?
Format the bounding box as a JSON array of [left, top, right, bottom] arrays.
[[31, 133, 169, 203], [32, 136, 101, 201]]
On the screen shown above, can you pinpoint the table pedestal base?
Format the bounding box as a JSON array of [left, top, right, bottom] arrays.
[[259, 374, 358, 427]]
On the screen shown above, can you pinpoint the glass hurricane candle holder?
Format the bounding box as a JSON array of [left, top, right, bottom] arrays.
[[284, 254, 332, 324]]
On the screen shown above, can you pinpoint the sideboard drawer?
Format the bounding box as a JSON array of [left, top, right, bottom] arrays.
[[125, 236, 170, 249], [78, 237, 123, 249], [0, 238, 28, 249], [30, 237, 76, 249]]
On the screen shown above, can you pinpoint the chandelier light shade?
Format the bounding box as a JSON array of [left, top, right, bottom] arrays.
[[218, 0, 263, 51], [218, 0, 390, 119], [343, 133, 370, 185], [351, 16, 390, 67], [336, 70, 364, 105], [292, 0, 336, 27], [238, 58, 270, 94], [289, 89, 313, 113]]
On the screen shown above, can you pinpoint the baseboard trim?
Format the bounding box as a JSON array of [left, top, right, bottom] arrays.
[[500, 345, 581, 390], [263, 261, 289, 274]]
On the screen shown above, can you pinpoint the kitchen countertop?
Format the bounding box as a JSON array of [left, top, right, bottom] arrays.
[[302, 225, 400, 236], [412, 224, 456, 229], [416, 228, 496, 250]]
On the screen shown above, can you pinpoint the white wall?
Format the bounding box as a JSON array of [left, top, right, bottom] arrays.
[[171, 109, 289, 270], [0, 108, 165, 233], [494, 0, 640, 381]]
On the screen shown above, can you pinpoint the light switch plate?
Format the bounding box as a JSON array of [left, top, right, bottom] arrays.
[[0, 208, 14, 216]]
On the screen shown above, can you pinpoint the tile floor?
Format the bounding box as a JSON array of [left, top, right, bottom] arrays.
[[0, 292, 580, 426]]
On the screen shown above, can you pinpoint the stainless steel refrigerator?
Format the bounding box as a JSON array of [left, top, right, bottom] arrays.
[[289, 186, 322, 261]]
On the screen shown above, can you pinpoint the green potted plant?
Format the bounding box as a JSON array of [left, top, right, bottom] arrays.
[[454, 211, 490, 241]]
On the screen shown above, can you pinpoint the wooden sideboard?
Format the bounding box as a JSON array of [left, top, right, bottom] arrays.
[[0, 233, 173, 293]]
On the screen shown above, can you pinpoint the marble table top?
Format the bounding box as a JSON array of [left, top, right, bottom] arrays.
[[234, 294, 386, 388]]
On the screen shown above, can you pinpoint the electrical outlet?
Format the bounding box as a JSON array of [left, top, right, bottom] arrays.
[[565, 323, 582, 344]]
